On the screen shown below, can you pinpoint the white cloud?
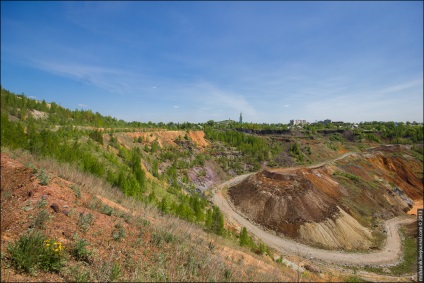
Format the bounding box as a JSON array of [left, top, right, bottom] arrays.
[[284, 104, 290, 108], [173, 105, 179, 108], [78, 104, 88, 107]]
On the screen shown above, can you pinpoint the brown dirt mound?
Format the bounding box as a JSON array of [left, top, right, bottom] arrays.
[[229, 169, 340, 237], [228, 168, 372, 250]]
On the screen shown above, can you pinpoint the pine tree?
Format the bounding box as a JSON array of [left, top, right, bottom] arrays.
[[239, 227, 249, 247]]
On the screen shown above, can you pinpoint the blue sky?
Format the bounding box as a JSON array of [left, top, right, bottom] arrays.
[[1, 1, 423, 123]]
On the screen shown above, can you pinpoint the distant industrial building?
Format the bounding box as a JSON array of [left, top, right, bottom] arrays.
[[290, 119, 308, 126]]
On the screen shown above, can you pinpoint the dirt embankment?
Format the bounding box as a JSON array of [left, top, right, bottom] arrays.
[[125, 130, 209, 150]]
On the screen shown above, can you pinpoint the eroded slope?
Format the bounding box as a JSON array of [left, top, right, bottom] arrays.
[[228, 145, 423, 250]]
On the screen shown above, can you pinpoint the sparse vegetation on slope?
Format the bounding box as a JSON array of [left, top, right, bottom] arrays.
[[1, 150, 306, 282]]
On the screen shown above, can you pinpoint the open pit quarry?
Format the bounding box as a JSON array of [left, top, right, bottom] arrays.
[[215, 145, 422, 266]]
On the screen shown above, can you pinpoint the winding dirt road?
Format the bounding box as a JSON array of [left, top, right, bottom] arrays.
[[212, 151, 416, 267]]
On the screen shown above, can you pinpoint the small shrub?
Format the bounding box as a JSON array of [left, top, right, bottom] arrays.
[[77, 213, 94, 233], [151, 230, 175, 246], [112, 222, 126, 241], [26, 163, 38, 174], [97, 261, 121, 282], [109, 263, 121, 281], [276, 255, 284, 263], [224, 269, 232, 280], [36, 169, 50, 185], [138, 218, 150, 227], [35, 199, 47, 209], [32, 209, 50, 229], [257, 242, 267, 255], [68, 264, 91, 282], [70, 235, 92, 263], [208, 241, 215, 252], [7, 231, 45, 274], [100, 205, 114, 216], [115, 210, 131, 223], [70, 185, 81, 199]]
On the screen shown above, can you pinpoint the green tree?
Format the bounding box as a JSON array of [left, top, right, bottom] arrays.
[[209, 206, 224, 235], [239, 227, 249, 247]]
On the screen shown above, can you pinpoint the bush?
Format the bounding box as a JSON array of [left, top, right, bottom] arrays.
[[366, 134, 381, 143], [7, 231, 66, 274], [70, 235, 92, 263], [36, 169, 50, 185], [151, 230, 175, 246], [77, 213, 94, 233], [32, 209, 50, 230], [89, 130, 104, 145], [112, 222, 126, 241], [100, 204, 114, 216], [70, 185, 81, 199]]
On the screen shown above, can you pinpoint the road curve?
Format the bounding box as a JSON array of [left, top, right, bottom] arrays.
[[212, 153, 416, 267]]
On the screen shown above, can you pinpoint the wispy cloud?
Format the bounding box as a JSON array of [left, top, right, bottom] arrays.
[[78, 104, 88, 107], [302, 79, 423, 122], [173, 105, 179, 108], [29, 59, 149, 95]]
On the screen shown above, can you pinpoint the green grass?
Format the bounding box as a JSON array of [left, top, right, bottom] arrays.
[[363, 228, 417, 275], [389, 228, 417, 275], [345, 275, 370, 282]]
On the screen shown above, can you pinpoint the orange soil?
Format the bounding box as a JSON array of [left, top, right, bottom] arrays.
[[96, 194, 130, 214], [188, 131, 210, 150], [126, 130, 209, 149], [408, 199, 423, 215]]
